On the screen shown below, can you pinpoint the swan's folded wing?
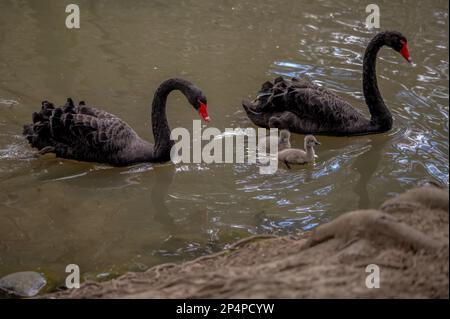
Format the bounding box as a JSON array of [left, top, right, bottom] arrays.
[[289, 78, 321, 90], [76, 104, 118, 120], [51, 111, 138, 153], [291, 87, 363, 125]]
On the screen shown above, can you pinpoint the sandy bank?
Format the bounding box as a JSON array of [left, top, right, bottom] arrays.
[[44, 185, 449, 298]]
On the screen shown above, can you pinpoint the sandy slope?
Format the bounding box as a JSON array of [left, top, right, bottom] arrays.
[[45, 185, 449, 298]]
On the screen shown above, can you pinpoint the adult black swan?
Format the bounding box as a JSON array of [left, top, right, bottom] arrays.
[[242, 31, 412, 136], [23, 78, 210, 165]]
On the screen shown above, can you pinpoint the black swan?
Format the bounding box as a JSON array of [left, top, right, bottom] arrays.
[[242, 31, 412, 136], [23, 78, 210, 165]]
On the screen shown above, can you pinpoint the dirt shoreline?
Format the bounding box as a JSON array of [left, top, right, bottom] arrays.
[[44, 185, 449, 298]]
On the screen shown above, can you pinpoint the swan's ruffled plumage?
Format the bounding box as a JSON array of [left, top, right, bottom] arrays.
[[23, 98, 152, 165]]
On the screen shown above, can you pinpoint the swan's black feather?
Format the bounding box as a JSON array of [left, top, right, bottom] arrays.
[[23, 99, 151, 165], [243, 77, 369, 135]]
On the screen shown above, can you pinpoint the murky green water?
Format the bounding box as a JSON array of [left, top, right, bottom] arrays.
[[0, 0, 448, 289]]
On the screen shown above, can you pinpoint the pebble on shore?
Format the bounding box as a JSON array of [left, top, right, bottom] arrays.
[[0, 271, 46, 297]]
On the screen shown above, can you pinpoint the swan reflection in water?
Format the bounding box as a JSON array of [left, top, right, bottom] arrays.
[[147, 164, 210, 240], [150, 164, 176, 229], [352, 135, 391, 209]]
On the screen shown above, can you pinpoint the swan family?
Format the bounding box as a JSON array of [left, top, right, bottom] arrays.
[[23, 31, 411, 167]]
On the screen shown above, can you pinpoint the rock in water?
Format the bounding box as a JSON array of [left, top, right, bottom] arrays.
[[0, 271, 46, 297]]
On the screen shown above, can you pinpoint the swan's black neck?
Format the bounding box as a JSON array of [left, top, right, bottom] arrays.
[[151, 78, 197, 161], [363, 32, 393, 132]]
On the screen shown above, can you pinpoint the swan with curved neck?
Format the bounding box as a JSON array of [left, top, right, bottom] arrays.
[[242, 31, 412, 136], [23, 78, 210, 165]]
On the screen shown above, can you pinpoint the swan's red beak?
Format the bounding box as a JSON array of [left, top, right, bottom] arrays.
[[400, 40, 412, 64], [198, 101, 210, 122]]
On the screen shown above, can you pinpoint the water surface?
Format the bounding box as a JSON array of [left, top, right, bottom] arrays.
[[0, 0, 448, 288]]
